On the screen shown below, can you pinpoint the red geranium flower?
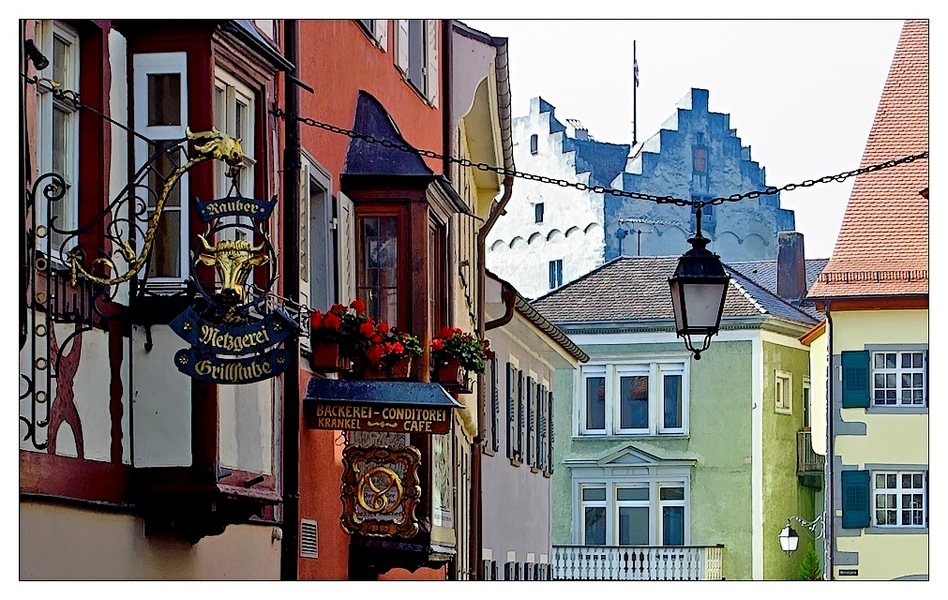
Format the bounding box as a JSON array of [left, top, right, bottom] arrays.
[[392, 342, 404, 354], [437, 327, 454, 339], [366, 344, 385, 363], [377, 321, 389, 333], [310, 310, 323, 329], [323, 313, 342, 329], [432, 338, 444, 351], [350, 299, 366, 314], [360, 322, 376, 338]]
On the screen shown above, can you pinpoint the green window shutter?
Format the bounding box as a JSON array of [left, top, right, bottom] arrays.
[[840, 470, 871, 528], [841, 350, 870, 408]]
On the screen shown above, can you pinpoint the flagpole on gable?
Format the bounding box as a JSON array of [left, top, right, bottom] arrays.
[[633, 39, 639, 146]]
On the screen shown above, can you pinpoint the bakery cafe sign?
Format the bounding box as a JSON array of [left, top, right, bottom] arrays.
[[303, 378, 461, 435], [307, 401, 451, 434], [170, 193, 299, 385]]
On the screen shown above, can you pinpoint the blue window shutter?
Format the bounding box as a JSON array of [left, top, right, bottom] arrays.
[[841, 470, 871, 528], [841, 350, 870, 408]]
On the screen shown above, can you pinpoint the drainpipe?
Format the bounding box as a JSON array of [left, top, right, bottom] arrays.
[[471, 32, 513, 582], [824, 301, 834, 580], [485, 288, 515, 331], [280, 18, 301, 582]]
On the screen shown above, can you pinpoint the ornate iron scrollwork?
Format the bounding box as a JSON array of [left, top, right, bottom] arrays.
[[20, 127, 245, 449]]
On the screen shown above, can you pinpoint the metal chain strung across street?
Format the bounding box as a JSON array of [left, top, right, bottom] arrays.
[[22, 73, 156, 145], [21, 72, 927, 208], [273, 108, 928, 208]]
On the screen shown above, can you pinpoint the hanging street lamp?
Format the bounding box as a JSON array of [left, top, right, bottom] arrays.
[[778, 522, 801, 556], [668, 205, 730, 359]]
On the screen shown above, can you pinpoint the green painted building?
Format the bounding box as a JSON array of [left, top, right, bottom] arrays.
[[533, 252, 823, 580]]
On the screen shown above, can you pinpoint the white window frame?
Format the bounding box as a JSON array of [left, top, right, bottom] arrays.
[[577, 359, 690, 437], [573, 474, 691, 546], [658, 363, 687, 434], [872, 470, 927, 528], [775, 370, 792, 415], [615, 364, 651, 435], [871, 350, 926, 407], [579, 365, 607, 435], [357, 19, 388, 50], [214, 70, 256, 243], [133, 51, 189, 286], [579, 483, 607, 545], [299, 155, 334, 324], [35, 20, 80, 262], [395, 19, 438, 106]]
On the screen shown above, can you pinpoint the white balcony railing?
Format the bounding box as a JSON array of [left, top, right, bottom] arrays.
[[552, 545, 725, 580]]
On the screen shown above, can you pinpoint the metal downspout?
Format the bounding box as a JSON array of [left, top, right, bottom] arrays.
[[280, 18, 301, 582], [824, 301, 834, 580], [471, 32, 513, 581]]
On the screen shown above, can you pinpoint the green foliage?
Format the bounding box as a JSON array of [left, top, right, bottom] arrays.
[[430, 327, 491, 373], [797, 543, 823, 580]]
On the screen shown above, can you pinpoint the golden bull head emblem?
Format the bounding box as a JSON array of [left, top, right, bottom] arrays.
[[196, 233, 269, 304]]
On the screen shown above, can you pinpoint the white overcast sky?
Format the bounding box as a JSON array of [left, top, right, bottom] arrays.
[[464, 18, 907, 259]]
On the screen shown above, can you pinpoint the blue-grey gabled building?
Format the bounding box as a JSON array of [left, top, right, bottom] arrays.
[[487, 89, 798, 300]]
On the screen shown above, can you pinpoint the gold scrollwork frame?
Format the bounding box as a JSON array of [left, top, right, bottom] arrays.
[[68, 127, 244, 288], [340, 445, 421, 539]]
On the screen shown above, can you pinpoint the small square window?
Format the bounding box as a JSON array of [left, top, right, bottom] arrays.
[[775, 371, 792, 414]]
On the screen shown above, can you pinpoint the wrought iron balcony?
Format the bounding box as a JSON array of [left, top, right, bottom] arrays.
[[796, 429, 825, 491], [552, 544, 725, 580]]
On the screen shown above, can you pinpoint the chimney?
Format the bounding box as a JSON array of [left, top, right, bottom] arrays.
[[776, 231, 806, 302]]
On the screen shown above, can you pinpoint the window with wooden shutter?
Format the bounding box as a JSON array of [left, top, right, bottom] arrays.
[[336, 191, 356, 303], [491, 357, 500, 453], [517, 370, 525, 463], [840, 470, 871, 528], [424, 19, 439, 106], [537, 384, 547, 471], [547, 391, 555, 475], [506, 362, 515, 460], [841, 350, 870, 408], [526, 376, 535, 466]]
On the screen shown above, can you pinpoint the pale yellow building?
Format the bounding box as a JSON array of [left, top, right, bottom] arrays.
[[805, 19, 928, 581]]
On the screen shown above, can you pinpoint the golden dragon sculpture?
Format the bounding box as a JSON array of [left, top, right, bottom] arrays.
[[68, 127, 244, 287]]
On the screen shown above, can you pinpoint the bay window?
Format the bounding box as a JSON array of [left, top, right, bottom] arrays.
[[358, 215, 400, 326], [214, 71, 256, 242], [578, 360, 689, 436], [133, 51, 189, 284]]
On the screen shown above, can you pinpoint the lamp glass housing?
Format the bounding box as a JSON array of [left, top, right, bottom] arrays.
[[668, 234, 730, 358], [778, 523, 800, 555]]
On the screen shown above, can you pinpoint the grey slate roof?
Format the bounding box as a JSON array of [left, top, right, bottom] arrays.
[[727, 259, 829, 294], [728, 258, 829, 320], [531, 256, 817, 328]]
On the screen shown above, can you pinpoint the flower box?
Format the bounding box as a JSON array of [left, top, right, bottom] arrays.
[[434, 360, 472, 394], [310, 341, 348, 372]]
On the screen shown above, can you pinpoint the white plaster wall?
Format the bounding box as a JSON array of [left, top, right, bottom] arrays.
[[487, 100, 606, 298], [132, 324, 192, 467], [219, 378, 274, 474]]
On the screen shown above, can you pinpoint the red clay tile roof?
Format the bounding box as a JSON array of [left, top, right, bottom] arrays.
[[808, 19, 929, 298]]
